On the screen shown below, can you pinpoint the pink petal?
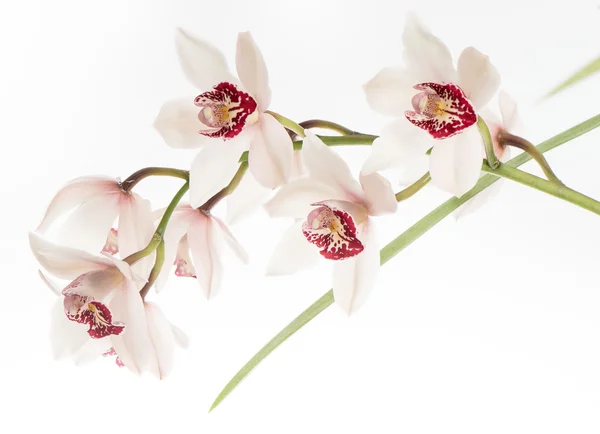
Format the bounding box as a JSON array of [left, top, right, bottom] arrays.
[[187, 215, 222, 299], [154, 98, 216, 149], [49, 298, 90, 359], [156, 208, 195, 292], [248, 114, 293, 188], [302, 131, 364, 203], [363, 67, 415, 117], [175, 28, 237, 90], [61, 267, 123, 300], [264, 178, 340, 219], [359, 172, 397, 216], [174, 235, 197, 278], [429, 127, 483, 197], [37, 176, 120, 233], [118, 193, 155, 278], [266, 221, 320, 275], [225, 171, 271, 225], [189, 136, 249, 208], [457, 47, 501, 110], [236, 32, 271, 111], [29, 232, 113, 280], [109, 282, 151, 375], [498, 91, 524, 134], [144, 302, 177, 380], [332, 222, 380, 315], [402, 12, 457, 83], [212, 216, 249, 264]]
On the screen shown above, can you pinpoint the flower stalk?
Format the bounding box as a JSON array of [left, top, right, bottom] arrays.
[[395, 173, 431, 202], [139, 240, 165, 299], [120, 167, 189, 192], [477, 116, 500, 169], [199, 162, 249, 212]]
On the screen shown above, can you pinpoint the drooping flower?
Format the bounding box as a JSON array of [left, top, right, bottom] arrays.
[[265, 131, 397, 315], [30, 232, 186, 376], [454, 91, 523, 218], [154, 29, 293, 208], [36, 176, 154, 261], [155, 204, 248, 299], [362, 13, 501, 197]]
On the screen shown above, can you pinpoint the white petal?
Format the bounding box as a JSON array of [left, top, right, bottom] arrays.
[[110, 282, 151, 375], [402, 12, 457, 83], [248, 114, 293, 188], [145, 302, 176, 380], [359, 172, 397, 216], [155, 209, 195, 292], [362, 119, 431, 175], [314, 199, 369, 225], [154, 98, 215, 149], [38, 270, 61, 296], [187, 216, 222, 299], [236, 32, 271, 111], [362, 67, 414, 117], [265, 178, 340, 219], [175, 28, 236, 90], [62, 268, 123, 300], [266, 221, 320, 275], [291, 149, 306, 179], [225, 171, 271, 225], [72, 338, 109, 366], [498, 91, 524, 134], [49, 299, 89, 359], [118, 193, 155, 279], [429, 127, 483, 197], [332, 223, 380, 315], [37, 176, 120, 233], [457, 47, 501, 110], [29, 232, 113, 279], [189, 137, 249, 208], [212, 216, 249, 264], [302, 131, 364, 202], [171, 323, 190, 349], [57, 193, 120, 253]]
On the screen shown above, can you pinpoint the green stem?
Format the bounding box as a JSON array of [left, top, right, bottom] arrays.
[[209, 113, 600, 412], [482, 163, 600, 214], [123, 181, 189, 265], [477, 116, 499, 169], [139, 240, 165, 299], [265, 110, 306, 138], [499, 132, 563, 184], [200, 162, 249, 212], [299, 119, 358, 136], [395, 173, 431, 202], [120, 167, 189, 192]]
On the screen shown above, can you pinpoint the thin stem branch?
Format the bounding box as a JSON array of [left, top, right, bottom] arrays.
[[482, 162, 600, 214], [395, 173, 431, 202], [139, 240, 165, 299], [199, 162, 249, 212], [298, 119, 358, 136], [499, 132, 563, 184], [120, 167, 189, 192], [477, 116, 499, 169], [265, 110, 306, 138], [123, 181, 189, 265]]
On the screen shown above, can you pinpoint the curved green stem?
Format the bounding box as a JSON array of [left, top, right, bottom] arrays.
[[123, 181, 189, 265], [499, 132, 563, 184], [265, 110, 306, 138], [200, 162, 248, 212], [139, 240, 165, 299], [120, 167, 189, 192], [395, 173, 431, 202], [299, 119, 358, 136], [477, 116, 499, 169], [482, 163, 600, 214], [209, 113, 600, 412]]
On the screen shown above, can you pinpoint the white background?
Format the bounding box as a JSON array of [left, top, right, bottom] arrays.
[[2, 0, 600, 432]]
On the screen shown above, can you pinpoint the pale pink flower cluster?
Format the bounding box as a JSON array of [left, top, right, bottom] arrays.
[[30, 12, 521, 377]]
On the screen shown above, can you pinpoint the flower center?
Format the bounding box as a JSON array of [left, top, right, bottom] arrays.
[[302, 204, 364, 260], [194, 82, 258, 139], [405, 82, 476, 139]]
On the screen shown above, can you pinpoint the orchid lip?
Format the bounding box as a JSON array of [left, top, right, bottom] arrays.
[[302, 203, 364, 260], [405, 82, 476, 139], [194, 82, 258, 139]]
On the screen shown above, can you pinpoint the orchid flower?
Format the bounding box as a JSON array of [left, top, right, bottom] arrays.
[[154, 29, 293, 208], [36, 176, 154, 262], [30, 232, 186, 377], [362, 13, 501, 197], [454, 91, 523, 218], [156, 204, 248, 299], [264, 132, 397, 315]]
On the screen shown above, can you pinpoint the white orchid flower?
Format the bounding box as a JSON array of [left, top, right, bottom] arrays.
[[30, 233, 186, 377], [154, 30, 293, 208], [265, 132, 397, 315], [155, 204, 248, 299], [362, 12, 501, 197]]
